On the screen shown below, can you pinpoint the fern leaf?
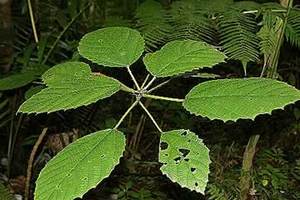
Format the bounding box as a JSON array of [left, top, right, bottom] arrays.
[[207, 184, 231, 200], [285, 8, 300, 48], [0, 183, 14, 200], [218, 9, 260, 66], [258, 11, 283, 56], [167, 0, 216, 43], [135, 0, 171, 51]]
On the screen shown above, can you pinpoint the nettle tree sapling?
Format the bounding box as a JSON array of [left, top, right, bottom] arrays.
[[18, 27, 300, 200]]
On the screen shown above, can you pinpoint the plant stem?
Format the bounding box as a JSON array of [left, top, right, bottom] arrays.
[[42, 3, 90, 64], [260, 58, 268, 78], [266, 0, 293, 78], [139, 102, 162, 133], [27, 0, 39, 43], [148, 79, 171, 93], [10, 113, 24, 161], [143, 77, 156, 90], [120, 83, 136, 94], [7, 94, 17, 177], [143, 94, 184, 103], [240, 134, 260, 200], [242, 9, 287, 14], [126, 66, 141, 90], [240, 2, 292, 198], [25, 128, 48, 200], [114, 100, 139, 129], [141, 74, 150, 89]]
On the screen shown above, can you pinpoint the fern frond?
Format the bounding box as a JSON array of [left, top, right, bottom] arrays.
[[218, 9, 260, 66], [202, 0, 233, 13], [257, 11, 283, 56], [167, 0, 216, 43], [292, 159, 300, 181], [285, 8, 300, 48], [207, 184, 236, 200], [233, 1, 260, 11], [135, 0, 171, 51], [0, 183, 14, 200]]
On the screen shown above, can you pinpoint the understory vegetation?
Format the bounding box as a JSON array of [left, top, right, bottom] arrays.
[[1, 0, 300, 200]]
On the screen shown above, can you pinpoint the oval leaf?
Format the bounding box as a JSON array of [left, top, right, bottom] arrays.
[[184, 78, 300, 121], [78, 27, 145, 67], [159, 129, 211, 194], [18, 62, 121, 114], [143, 40, 226, 77], [0, 73, 36, 91], [34, 129, 126, 200], [0, 64, 49, 91]]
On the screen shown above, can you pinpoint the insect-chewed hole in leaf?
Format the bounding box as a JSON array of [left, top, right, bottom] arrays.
[[195, 182, 198, 187], [101, 154, 105, 158], [181, 131, 188, 136], [179, 148, 190, 157], [160, 142, 169, 150], [184, 158, 190, 162], [174, 156, 181, 164], [164, 153, 168, 157], [191, 168, 196, 173]]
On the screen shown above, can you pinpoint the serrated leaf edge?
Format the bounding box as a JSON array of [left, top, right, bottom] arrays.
[[78, 27, 145, 67], [34, 129, 125, 200], [159, 129, 211, 194], [17, 73, 122, 114], [144, 40, 227, 78], [183, 78, 300, 122]]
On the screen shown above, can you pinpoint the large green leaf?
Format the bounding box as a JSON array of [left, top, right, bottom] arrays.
[[143, 40, 226, 77], [34, 129, 126, 200], [159, 129, 211, 194], [0, 64, 48, 91], [18, 62, 121, 114], [78, 27, 145, 67], [184, 78, 300, 121]]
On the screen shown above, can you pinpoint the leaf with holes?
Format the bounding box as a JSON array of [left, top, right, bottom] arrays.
[[159, 129, 211, 194], [143, 40, 226, 77], [184, 78, 300, 121], [78, 27, 145, 67], [18, 62, 121, 114], [34, 129, 126, 200]]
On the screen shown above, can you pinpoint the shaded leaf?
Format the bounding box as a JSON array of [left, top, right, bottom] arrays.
[[0, 64, 48, 91]]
